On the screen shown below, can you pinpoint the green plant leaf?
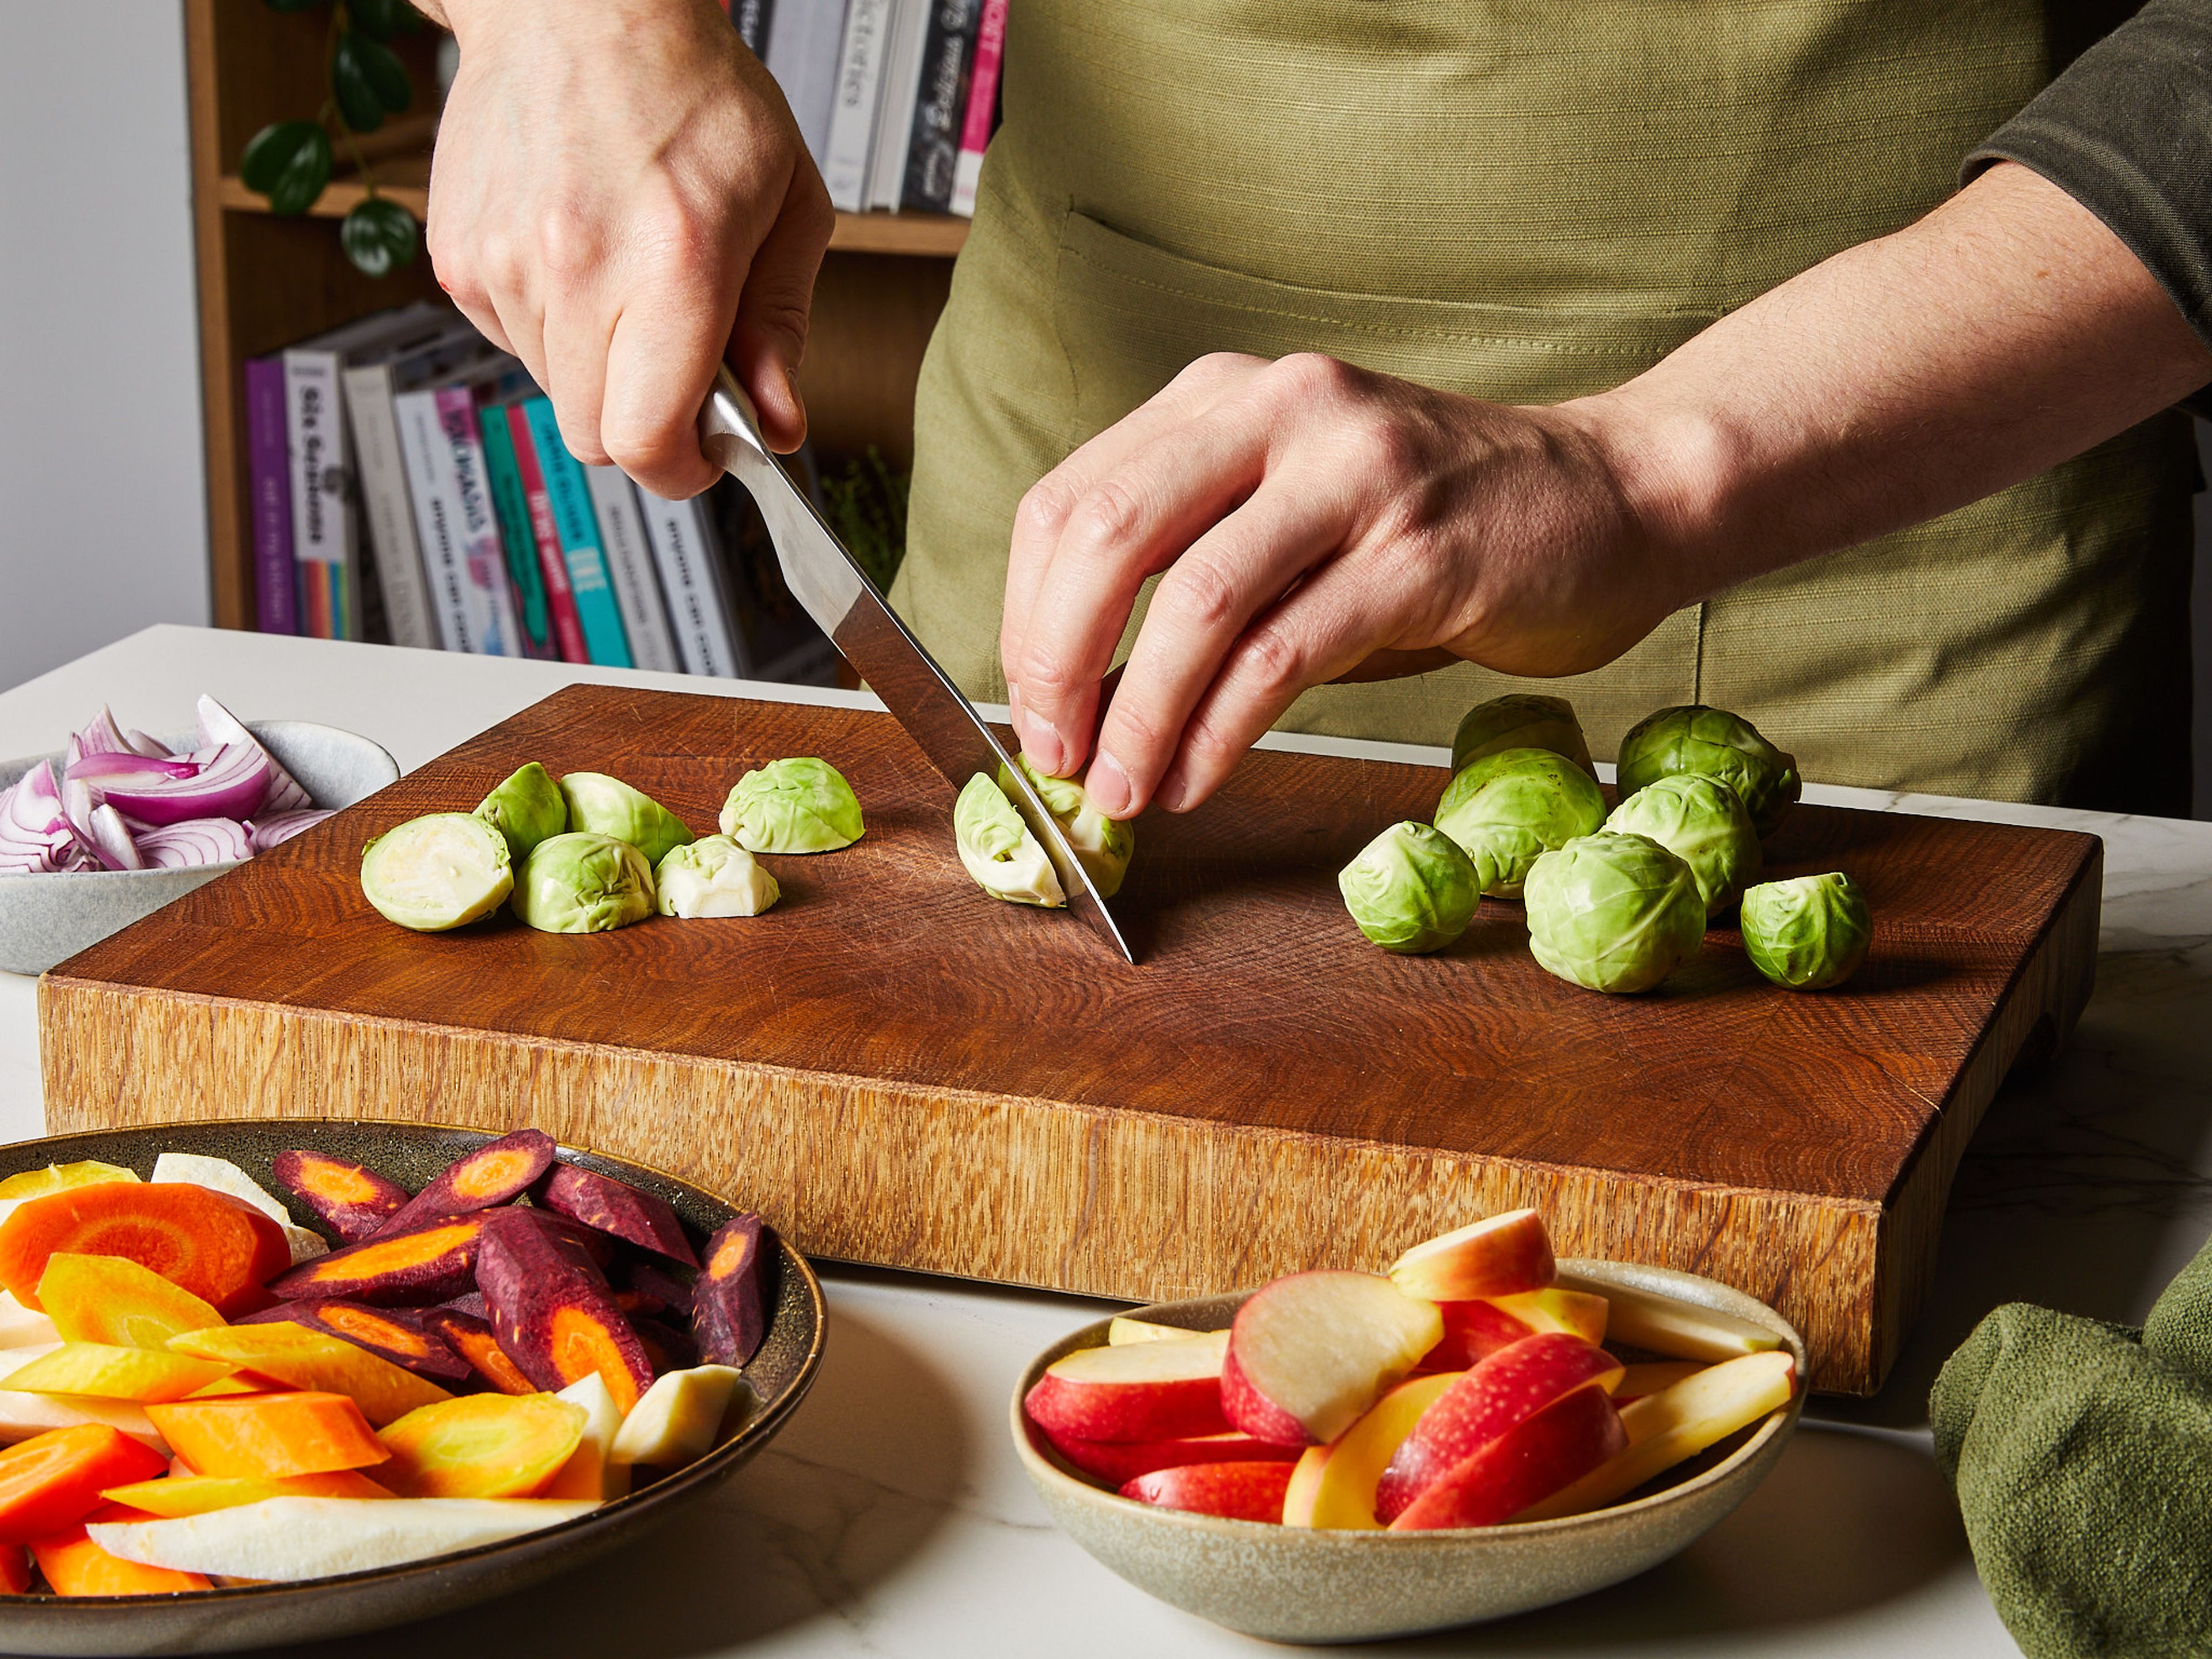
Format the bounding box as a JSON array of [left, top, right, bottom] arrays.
[[332, 31, 412, 131], [350, 0, 423, 39], [240, 121, 334, 215], [341, 197, 419, 278]]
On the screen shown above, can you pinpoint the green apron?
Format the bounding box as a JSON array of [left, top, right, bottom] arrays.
[[891, 1, 2199, 813]]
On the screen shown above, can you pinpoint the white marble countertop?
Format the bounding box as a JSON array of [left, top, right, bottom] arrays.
[[8, 623, 2207, 1657]]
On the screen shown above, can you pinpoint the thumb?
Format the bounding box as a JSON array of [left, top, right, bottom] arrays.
[[730, 173, 834, 453]]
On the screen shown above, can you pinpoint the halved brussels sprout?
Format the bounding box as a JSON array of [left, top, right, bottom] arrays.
[[655, 835, 780, 919], [474, 761, 567, 862], [954, 772, 1064, 907], [558, 772, 695, 866], [1450, 694, 1593, 777], [1615, 706, 1800, 837], [1604, 773, 1762, 915], [1339, 821, 1479, 954], [1522, 831, 1705, 993], [999, 753, 1135, 899], [1433, 747, 1608, 897], [359, 813, 513, 933], [1740, 872, 1871, 990], [720, 757, 864, 854], [510, 831, 655, 934]]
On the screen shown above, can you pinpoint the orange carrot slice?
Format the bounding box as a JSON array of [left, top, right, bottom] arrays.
[[100, 1469, 392, 1517], [376, 1394, 585, 1498], [0, 1186, 288, 1317], [0, 1541, 26, 1594], [31, 1503, 210, 1595], [0, 1425, 167, 1543], [423, 1308, 535, 1396], [37, 1255, 225, 1351], [145, 1392, 389, 1480], [263, 1217, 487, 1306]]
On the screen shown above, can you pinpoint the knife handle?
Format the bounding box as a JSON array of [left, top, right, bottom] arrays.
[[699, 363, 772, 468]]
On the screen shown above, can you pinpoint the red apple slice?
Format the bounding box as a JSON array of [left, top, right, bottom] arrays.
[[1291, 1372, 1460, 1530], [1389, 1211, 1555, 1302], [1375, 1332, 1623, 1522], [1119, 1459, 1299, 1522], [1421, 1287, 1610, 1370], [1022, 1331, 1229, 1442], [1554, 1274, 1780, 1362], [1040, 1426, 1300, 1486], [1222, 1272, 1443, 1446], [1386, 1383, 1627, 1531]]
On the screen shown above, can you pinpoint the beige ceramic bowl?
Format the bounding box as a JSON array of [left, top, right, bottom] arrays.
[[1012, 1258, 1805, 1643]]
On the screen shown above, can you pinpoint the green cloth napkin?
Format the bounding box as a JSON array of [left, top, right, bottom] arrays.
[[1931, 1235, 2212, 1658]]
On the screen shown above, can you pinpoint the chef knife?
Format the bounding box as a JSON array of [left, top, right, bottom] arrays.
[[698, 363, 1137, 964]]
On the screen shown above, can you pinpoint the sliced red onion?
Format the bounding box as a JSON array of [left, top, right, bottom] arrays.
[[86, 805, 146, 871], [197, 694, 312, 815], [246, 809, 335, 852], [58, 777, 125, 873], [67, 743, 271, 827], [67, 752, 201, 786], [0, 763, 70, 874], [126, 730, 172, 758], [74, 706, 134, 759], [135, 817, 252, 868]]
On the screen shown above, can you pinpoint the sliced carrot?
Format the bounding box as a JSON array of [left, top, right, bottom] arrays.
[[32, 1503, 210, 1595], [0, 1163, 138, 1202], [2, 1344, 233, 1405], [186, 1373, 275, 1398], [376, 1394, 585, 1498], [424, 1308, 535, 1396], [0, 1186, 287, 1317], [168, 1324, 451, 1427], [100, 1469, 392, 1517], [37, 1255, 225, 1351], [0, 1425, 167, 1543], [263, 1217, 487, 1305], [145, 1392, 388, 1480], [0, 1542, 26, 1594]]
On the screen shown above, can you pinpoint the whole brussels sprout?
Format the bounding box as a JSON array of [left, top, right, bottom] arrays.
[[1604, 773, 1762, 915], [999, 753, 1135, 899], [1740, 872, 1871, 990], [1616, 706, 1800, 837], [721, 757, 864, 854], [1433, 747, 1607, 897], [656, 835, 780, 919], [511, 832, 655, 934], [1338, 821, 1479, 954], [360, 813, 513, 932], [559, 772, 695, 866], [1450, 694, 1593, 777], [955, 773, 1065, 907], [474, 761, 567, 862], [1523, 831, 1705, 994]]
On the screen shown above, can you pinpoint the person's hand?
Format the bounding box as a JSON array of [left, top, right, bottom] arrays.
[[999, 353, 1681, 819], [419, 0, 834, 494]]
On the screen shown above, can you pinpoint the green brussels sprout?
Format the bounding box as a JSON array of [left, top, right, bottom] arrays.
[[510, 832, 655, 934], [1338, 821, 1479, 954], [1433, 747, 1607, 897], [1450, 694, 1593, 777], [1523, 831, 1705, 993], [359, 813, 513, 933], [558, 771, 695, 866], [1616, 705, 1800, 837], [954, 772, 1065, 907], [655, 835, 780, 919], [999, 753, 1135, 899], [1740, 872, 1871, 990], [473, 762, 567, 862], [719, 757, 864, 854], [1603, 773, 1762, 915]]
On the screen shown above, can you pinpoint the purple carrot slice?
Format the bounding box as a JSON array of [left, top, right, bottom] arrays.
[[474, 1207, 654, 1415], [624, 1258, 698, 1319], [631, 1316, 698, 1376], [422, 1305, 535, 1396], [369, 1129, 558, 1238], [692, 1213, 774, 1368], [272, 1149, 408, 1244], [266, 1214, 490, 1306], [236, 1298, 471, 1383], [530, 1163, 700, 1267]]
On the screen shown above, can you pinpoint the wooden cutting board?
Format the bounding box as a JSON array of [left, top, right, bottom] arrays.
[[37, 684, 2099, 1393]]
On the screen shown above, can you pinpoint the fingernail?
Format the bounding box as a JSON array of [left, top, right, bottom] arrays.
[[1156, 773, 1188, 813], [1089, 752, 1133, 817], [1022, 718, 1063, 777]]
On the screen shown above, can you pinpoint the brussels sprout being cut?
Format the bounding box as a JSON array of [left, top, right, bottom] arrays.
[[474, 762, 567, 862], [656, 835, 781, 919], [720, 758, 863, 854], [1450, 694, 1593, 777], [1604, 773, 1762, 915], [1339, 821, 1479, 954], [1433, 747, 1607, 897], [1523, 831, 1705, 994], [360, 813, 513, 933], [1740, 872, 1871, 990], [998, 753, 1135, 899], [1616, 706, 1800, 837], [511, 832, 655, 934], [559, 772, 695, 866], [954, 773, 1065, 907]]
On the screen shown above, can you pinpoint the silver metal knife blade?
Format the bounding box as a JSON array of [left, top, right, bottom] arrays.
[[698, 363, 1137, 964]]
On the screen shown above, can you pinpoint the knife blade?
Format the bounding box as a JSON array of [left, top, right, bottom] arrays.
[[698, 364, 1137, 964]]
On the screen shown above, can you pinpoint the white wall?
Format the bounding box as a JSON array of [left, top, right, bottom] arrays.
[[0, 5, 207, 690]]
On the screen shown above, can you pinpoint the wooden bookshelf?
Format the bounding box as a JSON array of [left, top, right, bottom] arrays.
[[185, 0, 964, 634]]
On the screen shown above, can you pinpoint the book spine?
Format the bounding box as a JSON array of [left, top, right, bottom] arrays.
[[726, 0, 774, 55], [433, 387, 524, 658], [522, 397, 634, 668], [823, 0, 893, 212], [900, 0, 979, 213], [340, 363, 441, 652], [392, 388, 477, 653], [867, 0, 924, 212], [638, 488, 750, 677], [243, 357, 298, 635], [503, 407, 592, 664], [585, 467, 683, 673], [282, 348, 349, 639], [767, 0, 849, 169], [948, 0, 1005, 217], [478, 410, 559, 660]]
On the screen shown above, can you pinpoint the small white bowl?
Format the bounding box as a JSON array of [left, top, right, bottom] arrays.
[[0, 721, 399, 975]]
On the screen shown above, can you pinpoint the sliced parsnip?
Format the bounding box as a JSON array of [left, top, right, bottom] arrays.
[[0, 1293, 58, 1351], [88, 1495, 598, 1581], [609, 1366, 745, 1467], [545, 1373, 630, 1502], [152, 1153, 329, 1266], [0, 1389, 166, 1452]]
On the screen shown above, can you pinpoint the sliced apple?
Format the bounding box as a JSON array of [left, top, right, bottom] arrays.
[[1024, 1331, 1229, 1443], [1555, 1274, 1781, 1362], [1290, 1372, 1459, 1530], [1118, 1460, 1297, 1522], [1387, 1383, 1626, 1530], [1106, 1317, 1226, 1347], [1221, 1272, 1441, 1447], [1375, 1332, 1623, 1523], [1421, 1287, 1609, 1370], [1041, 1426, 1300, 1486], [1613, 1360, 1707, 1403], [1389, 1211, 1555, 1302], [1513, 1349, 1796, 1522], [1279, 1444, 1333, 1525]]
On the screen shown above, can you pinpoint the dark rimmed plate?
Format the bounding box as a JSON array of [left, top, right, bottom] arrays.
[[0, 1119, 825, 1656]]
